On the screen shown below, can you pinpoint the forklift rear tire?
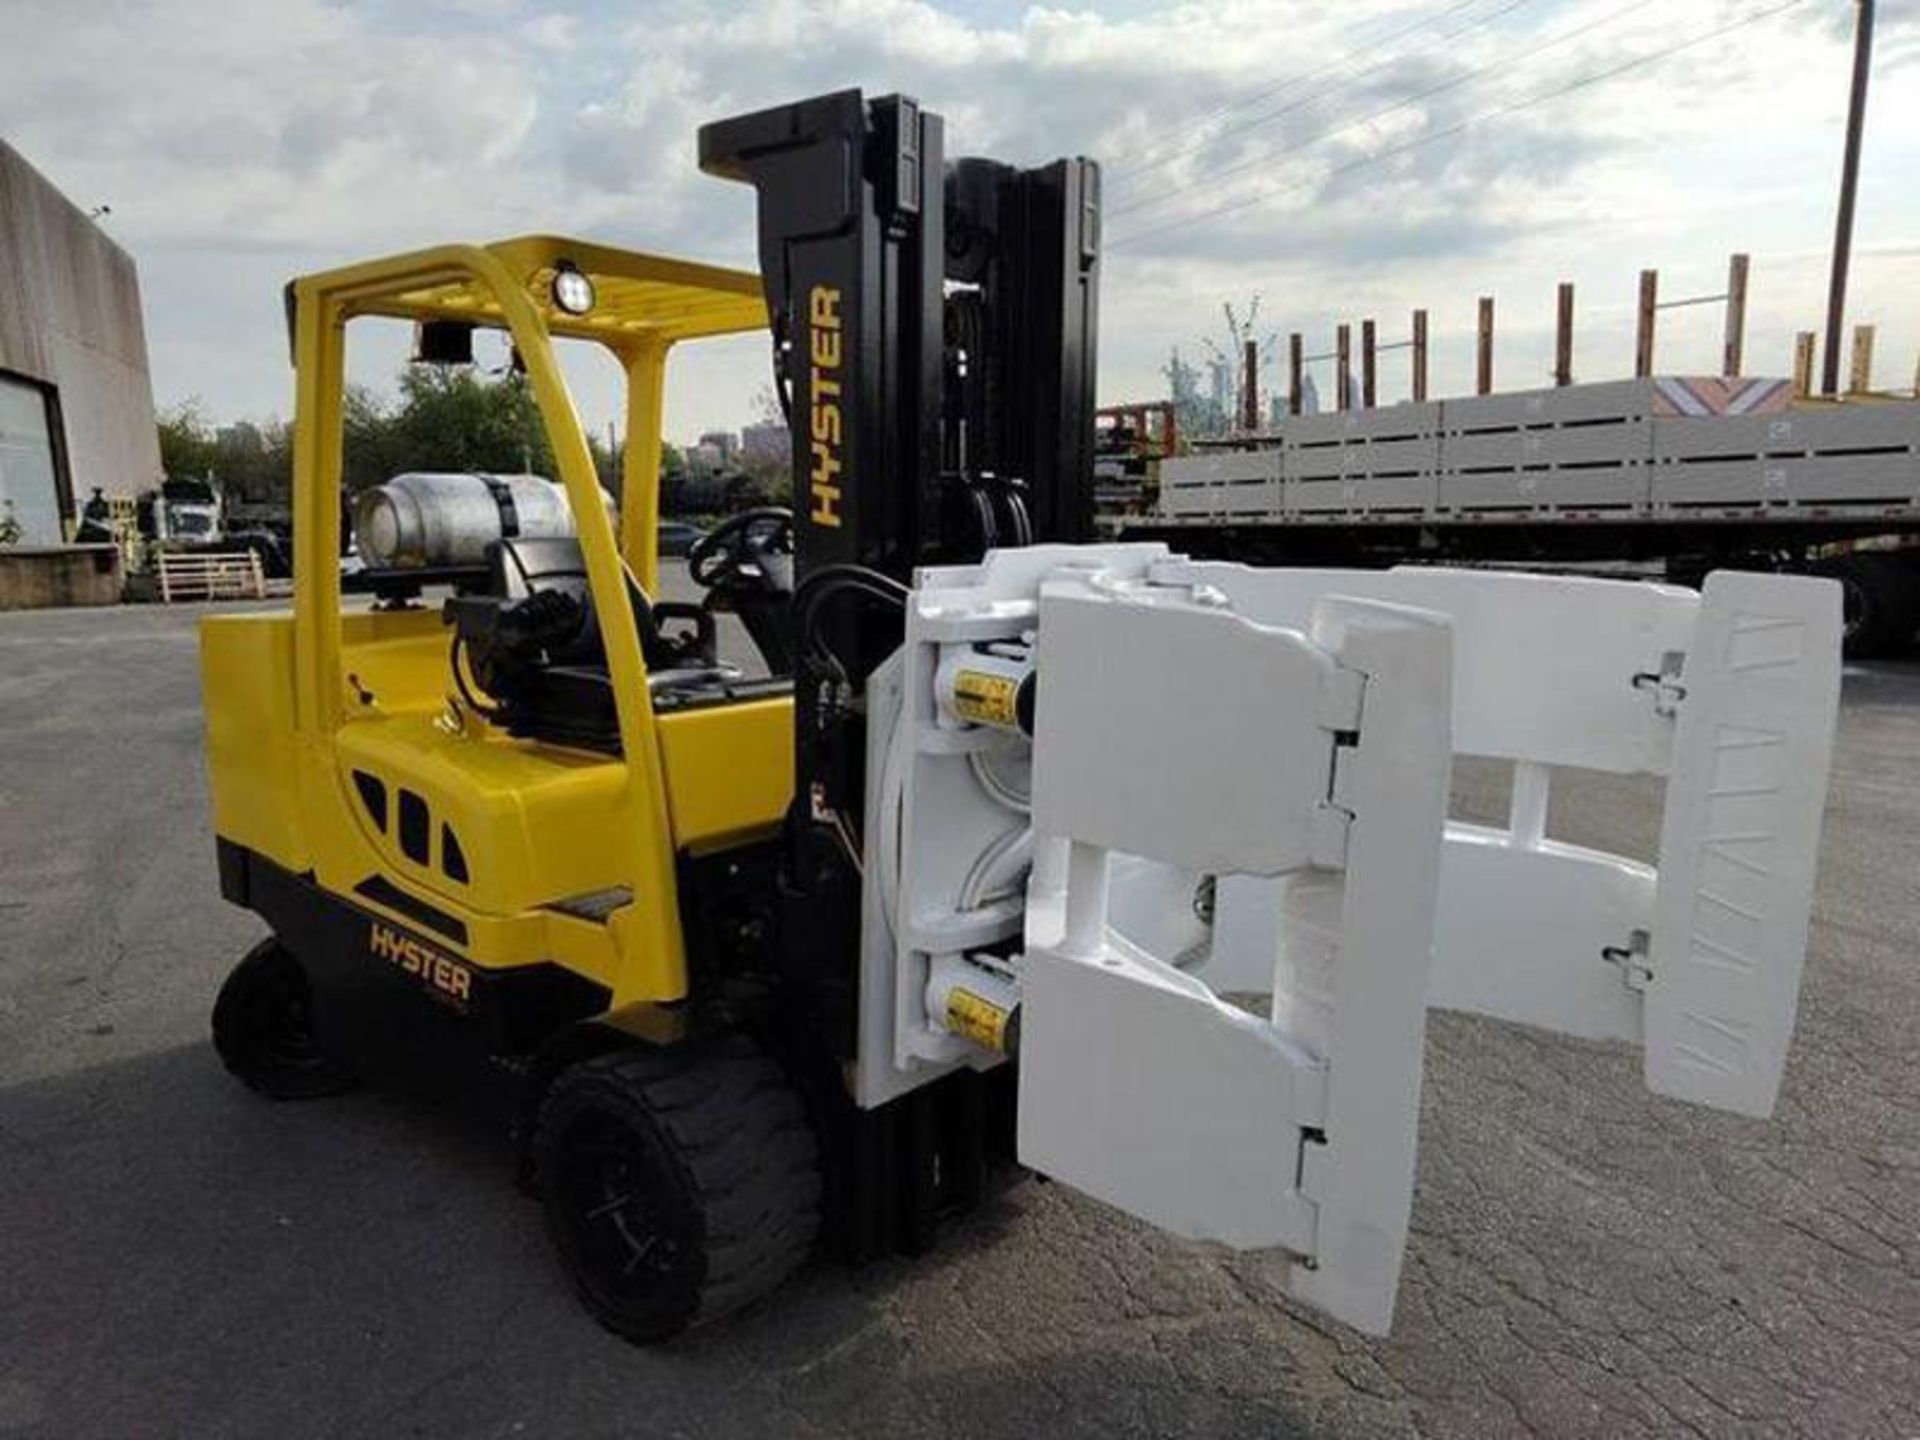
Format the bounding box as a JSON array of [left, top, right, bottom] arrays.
[[533, 1035, 821, 1344], [211, 939, 357, 1100]]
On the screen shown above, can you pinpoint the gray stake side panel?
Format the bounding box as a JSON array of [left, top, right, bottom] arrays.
[[1442, 379, 1656, 432], [1653, 406, 1920, 507], [1440, 464, 1649, 513], [1289, 448, 1348, 482], [1289, 440, 1442, 483], [1217, 488, 1287, 518], [1159, 450, 1278, 486], [1653, 411, 1797, 460], [1289, 406, 1440, 509], [1289, 476, 1353, 513], [1159, 484, 1223, 516], [1347, 435, 1441, 477], [1147, 390, 1919, 524], [1444, 421, 1652, 474], [1655, 405, 1920, 459], [1286, 402, 1443, 445], [1159, 449, 1281, 517], [1160, 485, 1284, 518], [1289, 473, 1437, 515], [1656, 454, 1920, 508]]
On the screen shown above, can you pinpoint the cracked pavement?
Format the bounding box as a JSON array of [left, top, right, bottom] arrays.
[[2, 588, 1916, 1439]]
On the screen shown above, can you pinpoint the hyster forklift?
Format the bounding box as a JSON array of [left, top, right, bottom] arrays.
[[201, 89, 1843, 1342]]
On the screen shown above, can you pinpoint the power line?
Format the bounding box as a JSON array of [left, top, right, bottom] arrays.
[[1112, 0, 1544, 188], [1108, 0, 1807, 252], [1110, 0, 1660, 224], [1112, 0, 1510, 181]]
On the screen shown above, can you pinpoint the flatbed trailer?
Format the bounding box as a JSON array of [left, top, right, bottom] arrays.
[[1129, 377, 1920, 655]]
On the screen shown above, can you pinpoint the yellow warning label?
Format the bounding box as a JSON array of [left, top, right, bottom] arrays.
[[951, 670, 1019, 729], [945, 988, 1010, 1052]]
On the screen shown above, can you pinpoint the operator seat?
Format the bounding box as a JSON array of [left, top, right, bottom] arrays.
[[445, 536, 728, 754], [490, 536, 683, 669]]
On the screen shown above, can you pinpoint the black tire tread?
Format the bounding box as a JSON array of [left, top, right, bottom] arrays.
[[535, 1033, 820, 1341], [210, 938, 356, 1101]]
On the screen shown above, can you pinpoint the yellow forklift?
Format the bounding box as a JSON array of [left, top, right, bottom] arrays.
[[202, 90, 1099, 1341], [202, 88, 1835, 1345]]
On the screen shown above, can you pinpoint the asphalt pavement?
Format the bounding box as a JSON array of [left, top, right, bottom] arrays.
[[2, 582, 1917, 1439]]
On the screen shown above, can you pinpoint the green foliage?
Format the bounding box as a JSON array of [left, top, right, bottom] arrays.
[[214, 419, 294, 503], [160, 367, 575, 503], [586, 429, 622, 499], [157, 399, 218, 480], [735, 451, 792, 507], [374, 366, 555, 488], [156, 401, 291, 503], [341, 383, 399, 493], [158, 365, 717, 518]]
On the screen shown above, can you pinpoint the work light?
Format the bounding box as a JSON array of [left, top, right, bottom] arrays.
[[550, 262, 595, 316]]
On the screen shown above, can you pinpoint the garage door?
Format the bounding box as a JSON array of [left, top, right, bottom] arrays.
[[0, 374, 65, 545]]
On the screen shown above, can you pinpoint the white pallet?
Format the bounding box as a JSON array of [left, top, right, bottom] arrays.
[[157, 550, 266, 603]]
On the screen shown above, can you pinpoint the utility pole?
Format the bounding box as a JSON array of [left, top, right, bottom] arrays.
[[1241, 339, 1259, 432], [1822, 0, 1875, 397]]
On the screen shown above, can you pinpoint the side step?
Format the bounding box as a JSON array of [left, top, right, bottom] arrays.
[[548, 887, 633, 923]]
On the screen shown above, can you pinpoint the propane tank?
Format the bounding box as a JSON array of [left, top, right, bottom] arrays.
[[352, 472, 614, 569]]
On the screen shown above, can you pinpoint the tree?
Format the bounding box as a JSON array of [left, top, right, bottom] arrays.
[[342, 384, 399, 493], [212, 419, 293, 504], [586, 430, 622, 499], [158, 361, 697, 512], [157, 400, 218, 481], [385, 366, 554, 481], [726, 464, 791, 510]]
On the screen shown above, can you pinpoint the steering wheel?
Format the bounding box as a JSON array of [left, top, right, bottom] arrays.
[[688, 507, 794, 592]]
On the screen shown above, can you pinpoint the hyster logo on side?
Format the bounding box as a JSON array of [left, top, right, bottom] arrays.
[[808, 283, 843, 528], [369, 922, 473, 1007]]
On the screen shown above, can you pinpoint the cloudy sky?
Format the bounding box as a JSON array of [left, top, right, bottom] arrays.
[[2, 0, 1915, 445]]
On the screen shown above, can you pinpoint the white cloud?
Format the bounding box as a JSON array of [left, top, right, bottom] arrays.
[[523, 11, 581, 50], [1, 0, 1914, 445]]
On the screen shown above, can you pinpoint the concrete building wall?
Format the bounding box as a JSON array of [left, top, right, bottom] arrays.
[[0, 139, 161, 539]]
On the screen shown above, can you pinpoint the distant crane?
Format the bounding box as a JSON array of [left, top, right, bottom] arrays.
[[1197, 296, 1278, 434]]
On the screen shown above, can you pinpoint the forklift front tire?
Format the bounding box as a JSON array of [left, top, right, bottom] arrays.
[[211, 938, 357, 1100], [533, 1036, 821, 1344]]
